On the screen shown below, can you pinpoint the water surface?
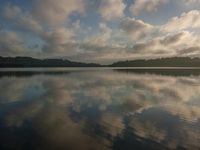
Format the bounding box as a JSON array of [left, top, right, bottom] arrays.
[[0, 68, 200, 150]]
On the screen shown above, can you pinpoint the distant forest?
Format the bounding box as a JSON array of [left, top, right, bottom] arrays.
[[0, 56, 101, 67], [110, 57, 200, 67], [1, 56, 200, 67]]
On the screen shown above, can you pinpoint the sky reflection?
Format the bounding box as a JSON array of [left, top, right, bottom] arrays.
[[0, 70, 200, 150]]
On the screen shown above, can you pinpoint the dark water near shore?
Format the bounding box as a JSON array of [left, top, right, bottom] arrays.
[[0, 68, 200, 150]]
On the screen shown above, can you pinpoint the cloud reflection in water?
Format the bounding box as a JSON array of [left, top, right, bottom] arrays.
[[0, 70, 200, 150]]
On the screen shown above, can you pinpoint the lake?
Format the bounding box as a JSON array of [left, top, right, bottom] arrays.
[[0, 68, 200, 150]]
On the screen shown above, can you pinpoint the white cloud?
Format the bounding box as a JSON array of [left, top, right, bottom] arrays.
[[99, 0, 125, 20], [162, 10, 200, 32], [130, 0, 168, 16]]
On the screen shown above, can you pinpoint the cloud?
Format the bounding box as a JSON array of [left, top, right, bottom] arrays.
[[85, 23, 112, 46], [41, 27, 78, 55], [160, 32, 187, 45], [2, 71, 200, 149], [0, 30, 26, 56], [2, 4, 21, 19], [132, 40, 160, 53], [32, 0, 86, 25], [1, 0, 200, 62], [160, 30, 197, 46], [89, 30, 199, 62], [2, 4, 42, 33], [99, 0, 125, 20], [130, 0, 168, 16], [100, 112, 124, 137], [120, 17, 154, 40], [42, 28, 74, 45], [0, 78, 29, 103], [162, 10, 200, 32], [183, 0, 200, 4], [130, 31, 200, 56], [57, 29, 200, 63], [178, 46, 200, 56], [128, 107, 200, 150], [1, 3, 85, 57]]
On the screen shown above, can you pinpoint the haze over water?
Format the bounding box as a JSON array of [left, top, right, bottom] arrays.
[[0, 68, 200, 150]]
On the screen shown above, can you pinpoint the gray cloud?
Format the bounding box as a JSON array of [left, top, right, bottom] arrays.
[[129, 0, 168, 16], [120, 17, 154, 41], [99, 0, 126, 20], [178, 46, 200, 56], [85, 23, 112, 46], [32, 0, 86, 26], [160, 32, 186, 45], [0, 30, 26, 56], [41, 27, 75, 52], [2, 4, 42, 34]]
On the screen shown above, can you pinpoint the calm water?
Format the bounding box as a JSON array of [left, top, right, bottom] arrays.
[[0, 68, 200, 150]]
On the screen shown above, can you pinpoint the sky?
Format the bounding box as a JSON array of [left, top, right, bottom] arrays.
[[1, 0, 200, 64]]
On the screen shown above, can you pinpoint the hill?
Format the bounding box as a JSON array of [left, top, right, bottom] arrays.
[[110, 57, 200, 67], [1, 56, 200, 67], [0, 56, 101, 67]]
